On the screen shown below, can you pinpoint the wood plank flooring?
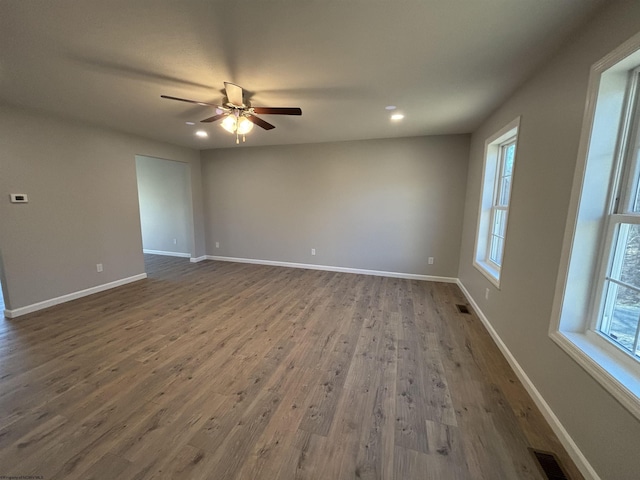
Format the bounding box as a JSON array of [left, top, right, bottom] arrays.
[[0, 255, 582, 479]]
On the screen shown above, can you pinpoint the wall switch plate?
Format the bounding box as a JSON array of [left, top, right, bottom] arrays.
[[428, 257, 434, 264], [10, 193, 28, 203], [97, 263, 103, 272], [311, 248, 316, 255], [485, 288, 490, 300]]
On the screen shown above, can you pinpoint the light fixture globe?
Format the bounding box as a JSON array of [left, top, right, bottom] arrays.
[[237, 116, 254, 134], [221, 115, 237, 133], [221, 114, 254, 135]]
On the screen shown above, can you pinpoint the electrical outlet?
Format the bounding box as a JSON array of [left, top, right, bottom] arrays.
[[428, 257, 434, 265], [215, 242, 220, 248], [311, 248, 316, 256], [173, 238, 177, 245], [97, 263, 103, 273], [485, 288, 490, 300]]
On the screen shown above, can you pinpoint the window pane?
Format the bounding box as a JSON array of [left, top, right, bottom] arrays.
[[492, 209, 507, 237], [489, 236, 498, 263], [489, 235, 504, 265], [617, 223, 640, 290], [504, 143, 515, 176], [632, 148, 640, 213], [600, 281, 640, 353], [490, 237, 498, 264], [499, 176, 511, 206]]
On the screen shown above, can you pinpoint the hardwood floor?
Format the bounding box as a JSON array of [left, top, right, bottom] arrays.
[[0, 254, 582, 479]]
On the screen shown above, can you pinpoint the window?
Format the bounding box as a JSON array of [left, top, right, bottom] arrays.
[[488, 139, 516, 268], [595, 67, 640, 358], [473, 118, 520, 286], [551, 33, 640, 420]]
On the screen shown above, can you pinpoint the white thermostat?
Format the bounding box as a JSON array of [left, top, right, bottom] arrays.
[[10, 194, 28, 203]]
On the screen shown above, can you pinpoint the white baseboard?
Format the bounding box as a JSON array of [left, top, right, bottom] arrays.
[[190, 255, 208, 263], [143, 249, 191, 258], [4, 273, 148, 319], [456, 280, 600, 480], [205, 255, 458, 283]]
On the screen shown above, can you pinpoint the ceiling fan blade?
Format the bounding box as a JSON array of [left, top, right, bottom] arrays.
[[224, 82, 244, 106], [252, 107, 302, 116], [246, 115, 275, 130], [161, 95, 219, 107], [200, 113, 227, 123]]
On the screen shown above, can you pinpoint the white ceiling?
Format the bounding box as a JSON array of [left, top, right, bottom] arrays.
[[0, 0, 605, 149]]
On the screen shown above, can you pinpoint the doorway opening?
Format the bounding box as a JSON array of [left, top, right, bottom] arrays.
[[135, 155, 193, 266]]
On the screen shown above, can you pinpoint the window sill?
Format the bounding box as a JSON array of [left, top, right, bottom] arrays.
[[473, 259, 501, 288], [550, 330, 640, 420]]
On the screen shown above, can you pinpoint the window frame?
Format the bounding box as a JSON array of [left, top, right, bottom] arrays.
[[589, 68, 640, 361], [473, 117, 520, 287], [550, 32, 640, 421]]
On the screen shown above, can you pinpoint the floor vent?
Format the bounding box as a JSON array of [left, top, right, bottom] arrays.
[[456, 304, 470, 314], [529, 448, 570, 480]]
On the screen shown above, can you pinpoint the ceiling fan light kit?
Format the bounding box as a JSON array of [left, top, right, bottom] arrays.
[[162, 82, 302, 144], [221, 113, 254, 144]]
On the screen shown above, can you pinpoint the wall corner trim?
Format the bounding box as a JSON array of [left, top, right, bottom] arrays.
[[190, 255, 208, 263], [3, 273, 148, 319], [205, 255, 458, 283], [455, 280, 601, 480]]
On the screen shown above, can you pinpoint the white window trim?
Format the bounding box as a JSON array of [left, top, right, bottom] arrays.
[[473, 117, 520, 288], [550, 31, 640, 421]]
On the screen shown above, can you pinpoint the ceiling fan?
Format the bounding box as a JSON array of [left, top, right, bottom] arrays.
[[161, 82, 302, 143]]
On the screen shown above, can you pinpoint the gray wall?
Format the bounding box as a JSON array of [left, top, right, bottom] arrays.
[[136, 155, 193, 256], [458, 1, 640, 478], [0, 106, 203, 310], [201, 135, 469, 277]]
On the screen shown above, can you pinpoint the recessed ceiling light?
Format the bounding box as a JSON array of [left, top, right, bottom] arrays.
[[385, 105, 397, 110], [391, 113, 404, 121], [195, 130, 208, 138], [185, 121, 195, 125]]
